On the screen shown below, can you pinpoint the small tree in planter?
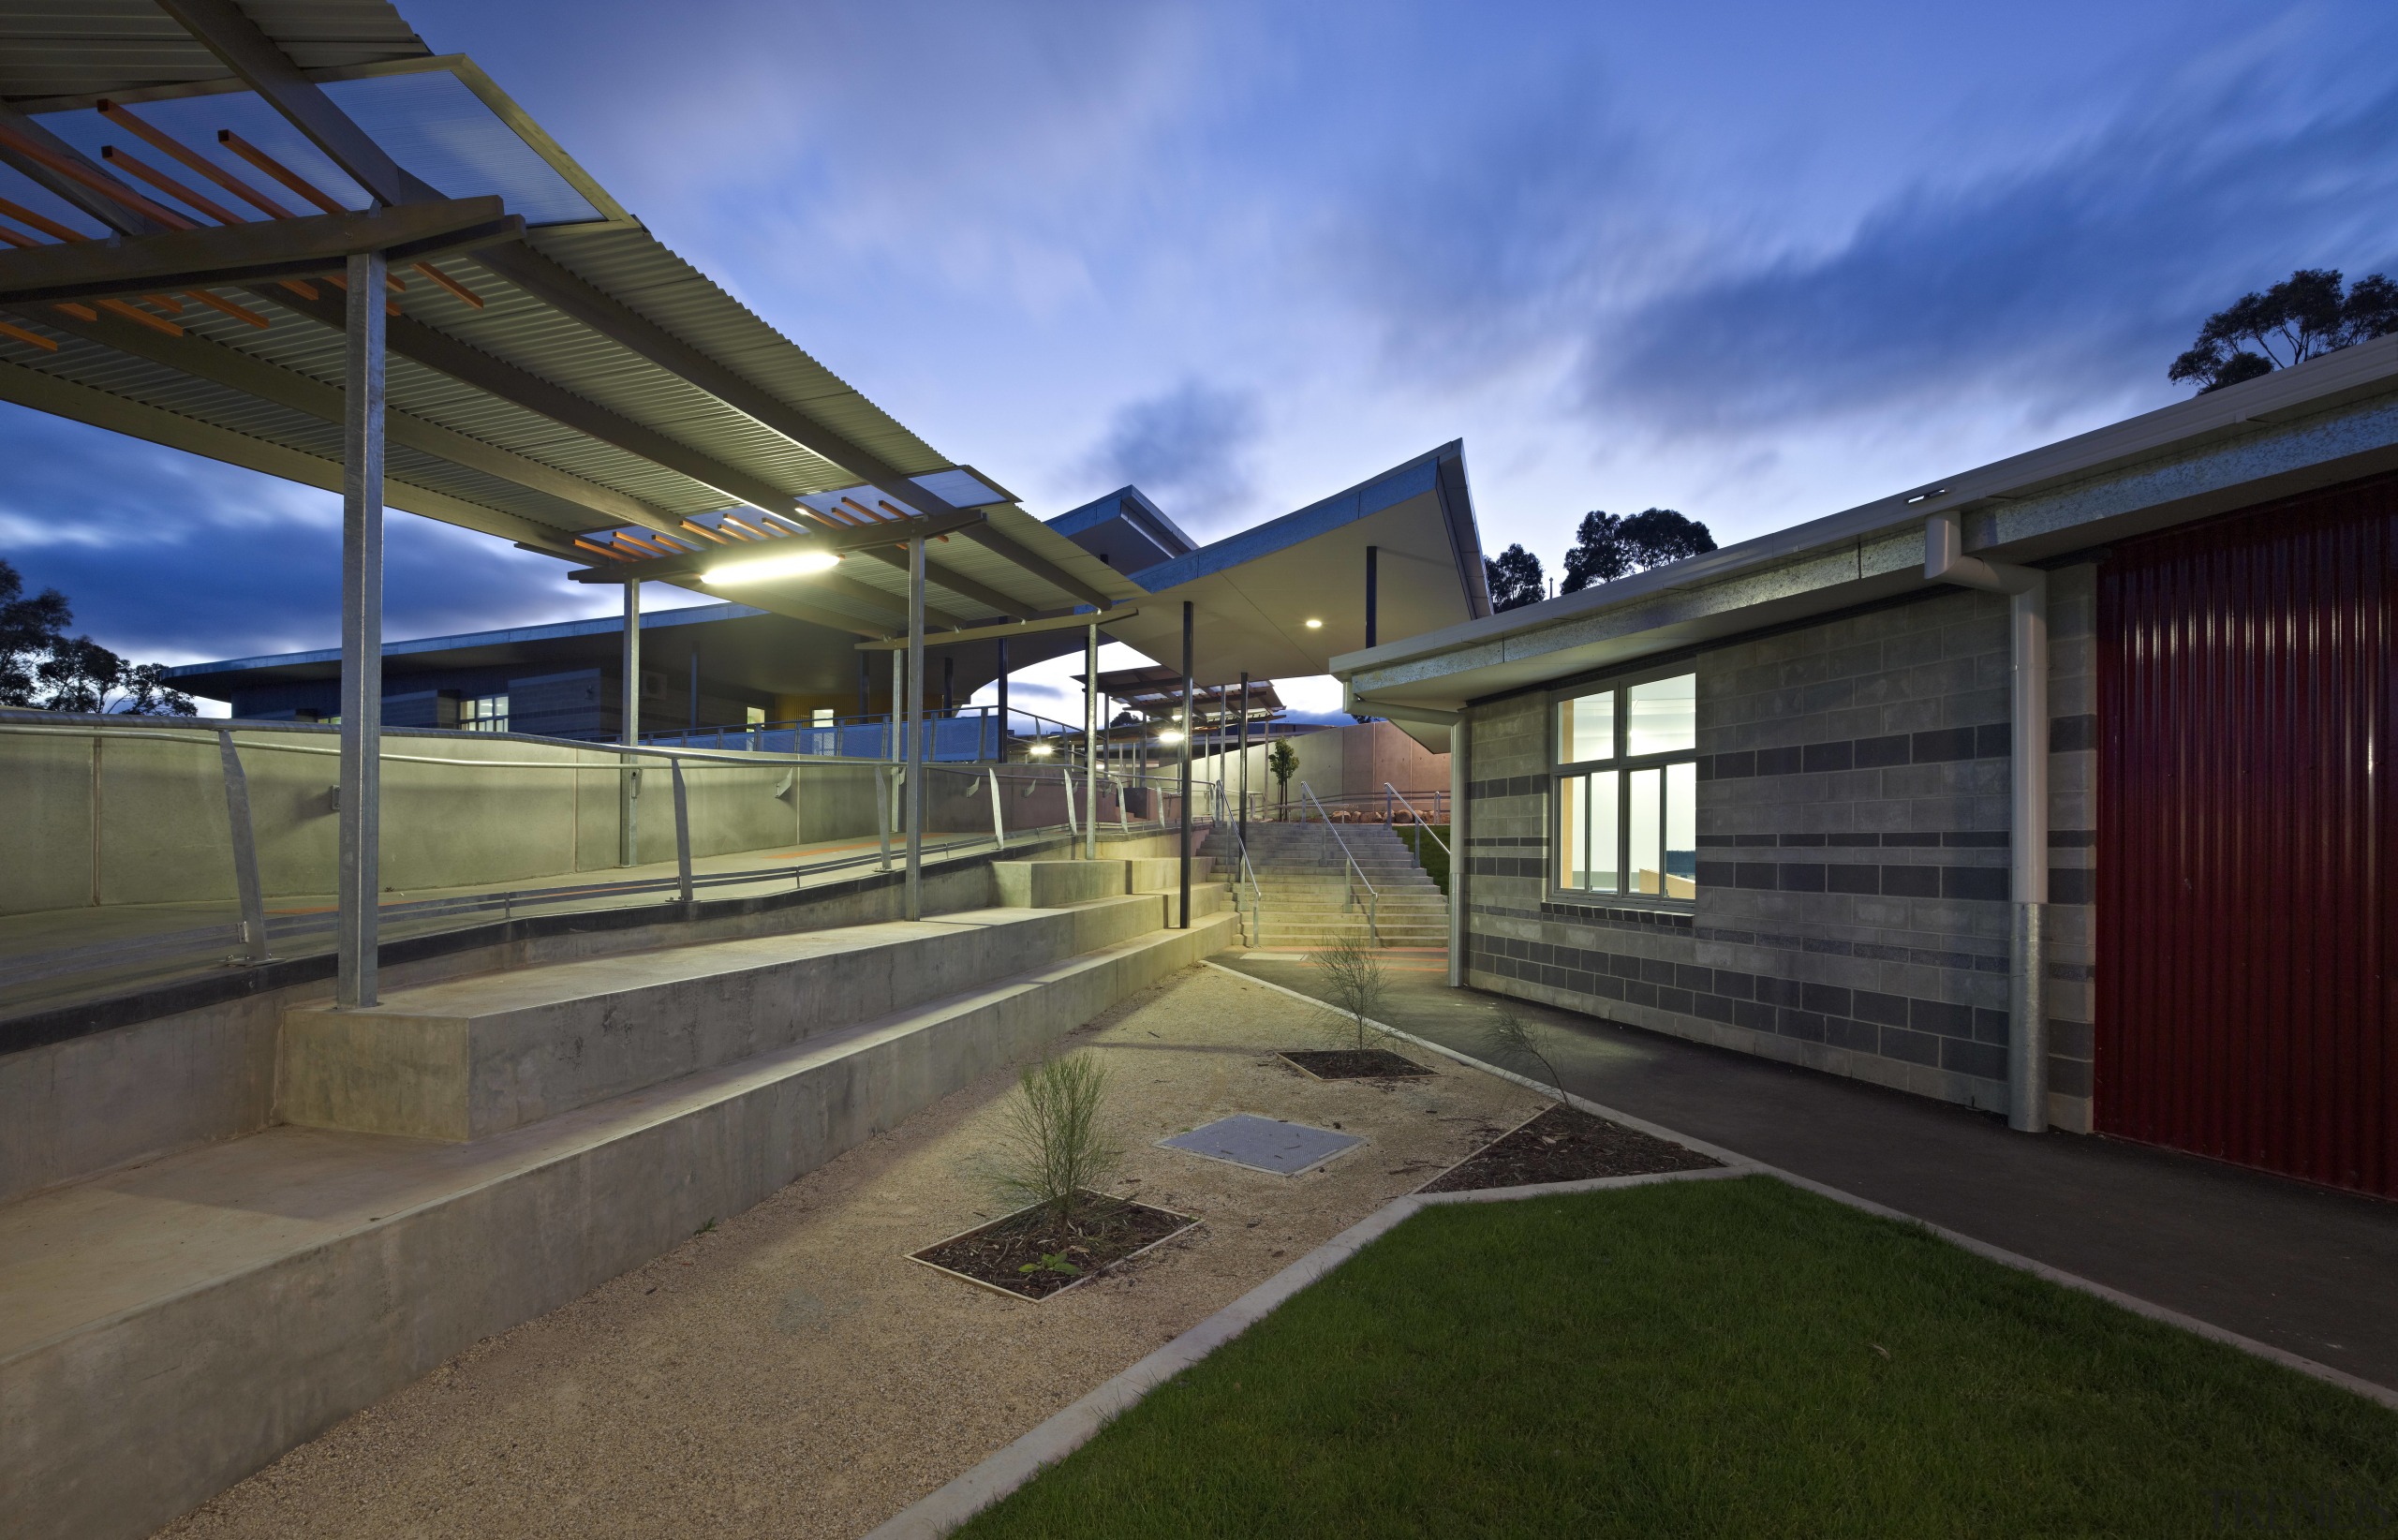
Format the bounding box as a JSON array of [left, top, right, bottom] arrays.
[[1310, 932, 1389, 1053], [1267, 737, 1297, 819], [1280, 934, 1431, 1080], [914, 1051, 1197, 1298], [992, 1052, 1120, 1225]]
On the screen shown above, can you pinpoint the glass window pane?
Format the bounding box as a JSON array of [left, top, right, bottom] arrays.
[[1626, 673, 1696, 756], [1557, 691, 1614, 763], [1628, 767, 1662, 895], [1665, 760, 1697, 899], [1588, 770, 1619, 892], [1559, 775, 1584, 889]]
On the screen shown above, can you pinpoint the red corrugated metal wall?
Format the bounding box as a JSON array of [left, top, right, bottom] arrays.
[[2097, 474, 2397, 1197]]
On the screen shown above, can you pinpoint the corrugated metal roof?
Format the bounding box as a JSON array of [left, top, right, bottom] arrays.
[[0, 2, 429, 108], [0, 1, 1002, 615]]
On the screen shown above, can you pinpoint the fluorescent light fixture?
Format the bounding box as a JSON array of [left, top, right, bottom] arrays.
[[703, 549, 839, 584], [1904, 487, 1947, 505], [1303, 617, 1324, 629], [1157, 729, 1185, 744], [1029, 743, 1054, 757]]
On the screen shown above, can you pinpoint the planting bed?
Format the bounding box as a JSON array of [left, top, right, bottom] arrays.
[[1279, 1049, 1431, 1080], [913, 1194, 1197, 1300], [1420, 1103, 1720, 1192]]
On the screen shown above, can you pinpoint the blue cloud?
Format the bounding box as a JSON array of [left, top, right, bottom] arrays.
[[1084, 379, 1262, 517], [1583, 76, 2398, 434], [0, 407, 611, 663]]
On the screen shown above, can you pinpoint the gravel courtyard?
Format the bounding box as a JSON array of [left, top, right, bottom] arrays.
[[163, 961, 1540, 1540]]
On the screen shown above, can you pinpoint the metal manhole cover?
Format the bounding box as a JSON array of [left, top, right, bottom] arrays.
[[1159, 1114, 1362, 1176]]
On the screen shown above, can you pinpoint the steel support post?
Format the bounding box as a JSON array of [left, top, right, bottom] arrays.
[[334, 247, 385, 1009], [905, 534, 926, 920], [1084, 622, 1099, 861], [996, 638, 1009, 763], [618, 577, 641, 867], [1237, 673, 1250, 839], [1178, 600, 1192, 929]]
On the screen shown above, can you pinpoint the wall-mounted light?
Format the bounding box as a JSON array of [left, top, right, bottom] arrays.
[[1029, 742, 1054, 757], [1157, 728, 1185, 745], [703, 549, 839, 584], [1303, 617, 1324, 629]]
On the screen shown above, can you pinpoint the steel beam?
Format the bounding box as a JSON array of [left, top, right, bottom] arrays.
[[266, 288, 799, 513], [849, 541, 1034, 620], [334, 249, 385, 1009], [954, 523, 1114, 609], [851, 604, 1141, 652], [567, 506, 989, 583], [153, 0, 439, 208], [16, 302, 679, 532], [0, 199, 518, 304]]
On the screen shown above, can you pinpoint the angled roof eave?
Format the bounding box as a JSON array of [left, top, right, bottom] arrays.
[[1338, 333, 2398, 714]]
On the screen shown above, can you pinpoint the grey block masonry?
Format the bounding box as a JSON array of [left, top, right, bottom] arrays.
[[1461, 570, 2097, 1131]]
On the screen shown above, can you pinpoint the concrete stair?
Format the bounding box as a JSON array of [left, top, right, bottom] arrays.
[[1210, 822, 1449, 949], [2, 870, 1234, 1540]]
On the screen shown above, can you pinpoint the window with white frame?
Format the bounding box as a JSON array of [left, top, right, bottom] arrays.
[[1554, 670, 1698, 900], [459, 693, 510, 733]]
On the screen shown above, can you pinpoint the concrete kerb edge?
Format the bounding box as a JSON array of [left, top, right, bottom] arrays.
[[868, 960, 2398, 1537]]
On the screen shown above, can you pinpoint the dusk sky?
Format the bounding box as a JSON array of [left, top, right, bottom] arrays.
[[5, 0, 2396, 718]]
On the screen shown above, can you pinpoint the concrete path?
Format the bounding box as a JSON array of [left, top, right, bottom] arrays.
[[1221, 951, 2398, 1396]]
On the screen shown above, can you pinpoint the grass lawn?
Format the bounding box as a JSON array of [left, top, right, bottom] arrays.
[[958, 1176, 2398, 1538]]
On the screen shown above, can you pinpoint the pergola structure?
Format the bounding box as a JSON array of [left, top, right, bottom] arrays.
[[0, 0, 1149, 996], [0, 3, 1497, 991]]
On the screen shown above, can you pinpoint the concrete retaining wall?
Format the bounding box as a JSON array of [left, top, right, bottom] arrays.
[[3, 911, 1238, 1540], [279, 896, 1172, 1140], [0, 830, 1195, 1207]]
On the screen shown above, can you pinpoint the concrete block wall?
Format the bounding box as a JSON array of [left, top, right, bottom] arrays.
[[1461, 571, 2099, 1130]]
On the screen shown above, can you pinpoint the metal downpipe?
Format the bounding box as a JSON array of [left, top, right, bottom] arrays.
[[1925, 511, 2048, 1133]]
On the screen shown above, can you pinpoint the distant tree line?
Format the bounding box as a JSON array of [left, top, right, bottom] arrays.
[[0, 558, 196, 715], [1482, 507, 1717, 614], [2171, 268, 2397, 393]]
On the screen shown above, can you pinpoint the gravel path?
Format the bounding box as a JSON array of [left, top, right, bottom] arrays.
[[162, 962, 1538, 1539]]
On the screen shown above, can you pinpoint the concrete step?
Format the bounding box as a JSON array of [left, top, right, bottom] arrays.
[[280, 893, 1178, 1142], [4, 907, 1239, 1540]]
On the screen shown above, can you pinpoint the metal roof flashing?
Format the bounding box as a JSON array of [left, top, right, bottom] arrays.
[[1337, 336, 2398, 713]]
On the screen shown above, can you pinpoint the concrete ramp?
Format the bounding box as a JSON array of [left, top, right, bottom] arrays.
[[2, 891, 1235, 1540]]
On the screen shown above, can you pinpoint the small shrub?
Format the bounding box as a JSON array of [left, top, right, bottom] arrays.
[[1479, 1007, 1569, 1103], [1309, 933, 1390, 1053], [990, 1052, 1121, 1225]]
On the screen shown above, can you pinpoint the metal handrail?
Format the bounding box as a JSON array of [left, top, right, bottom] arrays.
[[1210, 780, 1264, 945], [1296, 779, 1379, 942], [1383, 782, 1451, 858]]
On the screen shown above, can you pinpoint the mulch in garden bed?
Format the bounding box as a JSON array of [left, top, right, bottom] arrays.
[[910, 1192, 1197, 1300], [1419, 1103, 1721, 1192], [1280, 1048, 1434, 1080]]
